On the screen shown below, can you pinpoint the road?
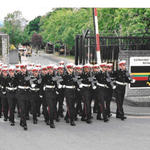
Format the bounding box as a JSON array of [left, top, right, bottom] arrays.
[[0, 52, 150, 150]]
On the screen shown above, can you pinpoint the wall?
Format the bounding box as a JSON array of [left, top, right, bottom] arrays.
[[119, 50, 150, 98]]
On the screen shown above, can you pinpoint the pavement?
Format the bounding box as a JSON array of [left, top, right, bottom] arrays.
[[1, 51, 150, 150], [111, 101, 150, 116]]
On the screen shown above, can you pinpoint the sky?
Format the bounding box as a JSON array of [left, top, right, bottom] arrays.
[[0, 0, 150, 23]]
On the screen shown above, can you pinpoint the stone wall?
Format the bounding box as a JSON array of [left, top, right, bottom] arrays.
[[0, 33, 9, 63], [118, 50, 150, 98]]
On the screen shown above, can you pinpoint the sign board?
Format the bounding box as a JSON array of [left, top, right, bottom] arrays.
[[130, 57, 150, 89]]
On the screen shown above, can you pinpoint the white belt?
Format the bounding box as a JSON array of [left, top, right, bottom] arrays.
[[116, 81, 127, 86], [30, 88, 40, 91], [65, 85, 75, 89], [0, 85, 4, 89], [18, 86, 30, 89], [45, 85, 55, 89], [97, 83, 108, 88], [82, 84, 91, 87], [6, 87, 17, 91]]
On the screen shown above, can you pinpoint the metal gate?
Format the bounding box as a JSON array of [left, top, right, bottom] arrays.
[[75, 30, 150, 69]]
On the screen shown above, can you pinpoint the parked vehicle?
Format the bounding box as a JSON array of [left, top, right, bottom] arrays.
[[45, 42, 54, 54]]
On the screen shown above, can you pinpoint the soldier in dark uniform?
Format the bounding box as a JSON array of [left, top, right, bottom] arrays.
[[74, 65, 83, 119], [42, 64, 57, 128], [95, 63, 116, 122], [114, 60, 135, 120], [0, 66, 3, 118], [56, 65, 65, 119], [17, 64, 30, 130], [29, 67, 41, 124], [0, 66, 9, 121], [92, 64, 100, 114], [39, 66, 49, 125], [106, 63, 115, 118], [15, 65, 21, 118], [34, 64, 42, 117], [6, 66, 18, 126], [79, 64, 93, 124], [63, 63, 76, 126]]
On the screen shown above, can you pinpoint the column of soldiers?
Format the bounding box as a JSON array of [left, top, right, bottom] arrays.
[[0, 60, 135, 130]]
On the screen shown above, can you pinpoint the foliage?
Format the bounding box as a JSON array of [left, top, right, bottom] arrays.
[[2, 8, 150, 54], [31, 33, 43, 50], [1, 11, 27, 46]]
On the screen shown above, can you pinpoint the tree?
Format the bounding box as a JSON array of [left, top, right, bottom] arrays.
[[24, 16, 41, 35], [1, 11, 27, 46], [31, 33, 43, 53]]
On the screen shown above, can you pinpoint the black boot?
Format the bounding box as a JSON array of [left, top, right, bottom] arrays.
[[4, 117, 8, 121], [10, 121, 15, 126], [97, 115, 102, 120], [107, 113, 112, 118], [45, 120, 50, 125], [86, 119, 92, 124], [81, 117, 86, 121], [104, 118, 109, 122], [24, 125, 28, 130], [55, 117, 60, 122], [64, 117, 69, 123], [20, 120, 24, 127], [26, 115, 30, 120], [33, 119, 37, 124], [50, 121, 55, 128], [70, 120, 76, 126], [121, 116, 127, 120]]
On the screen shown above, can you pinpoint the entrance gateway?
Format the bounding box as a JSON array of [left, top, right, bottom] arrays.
[[75, 31, 150, 106]]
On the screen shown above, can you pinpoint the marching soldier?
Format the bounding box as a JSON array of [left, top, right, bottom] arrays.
[[79, 64, 93, 124], [6, 66, 18, 126], [63, 63, 76, 126], [74, 65, 83, 119], [17, 64, 30, 130], [106, 63, 115, 118], [114, 60, 135, 120], [0, 66, 3, 118], [95, 63, 116, 122], [1, 66, 9, 121], [29, 67, 41, 124], [92, 64, 100, 114], [42, 64, 57, 128], [39, 66, 49, 125], [56, 65, 65, 119]]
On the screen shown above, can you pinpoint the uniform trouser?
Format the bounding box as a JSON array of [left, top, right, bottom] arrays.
[[29, 91, 39, 121], [0, 93, 2, 116], [57, 90, 64, 115], [114, 85, 126, 117], [92, 89, 98, 112], [106, 88, 113, 116], [80, 87, 91, 120], [6, 91, 17, 123], [64, 89, 76, 121], [75, 90, 82, 116], [1, 94, 9, 119], [17, 90, 29, 126], [41, 94, 49, 121], [37, 96, 42, 116], [45, 89, 57, 123], [96, 87, 108, 119]]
